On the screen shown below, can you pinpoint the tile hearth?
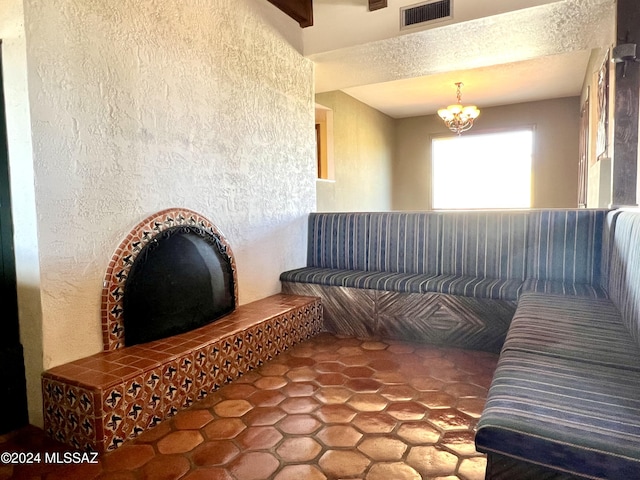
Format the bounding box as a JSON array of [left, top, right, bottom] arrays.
[[7, 332, 497, 480], [42, 295, 322, 452]]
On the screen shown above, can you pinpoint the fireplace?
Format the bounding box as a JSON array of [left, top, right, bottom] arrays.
[[101, 208, 239, 351], [43, 208, 322, 452], [123, 224, 235, 346]]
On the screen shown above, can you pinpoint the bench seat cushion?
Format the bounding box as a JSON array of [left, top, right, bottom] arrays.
[[281, 267, 523, 300], [521, 278, 609, 299], [280, 267, 439, 294], [419, 274, 522, 300], [504, 293, 640, 372], [475, 349, 640, 479]]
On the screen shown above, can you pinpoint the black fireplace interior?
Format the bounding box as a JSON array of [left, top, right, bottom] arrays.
[[123, 225, 235, 346]]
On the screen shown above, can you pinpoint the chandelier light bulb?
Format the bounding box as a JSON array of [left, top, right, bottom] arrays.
[[438, 82, 480, 134]]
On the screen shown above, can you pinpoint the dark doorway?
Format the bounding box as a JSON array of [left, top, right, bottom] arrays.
[[0, 43, 29, 433]]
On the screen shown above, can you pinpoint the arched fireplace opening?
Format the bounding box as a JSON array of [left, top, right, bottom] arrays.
[[123, 225, 235, 346], [102, 209, 238, 351]]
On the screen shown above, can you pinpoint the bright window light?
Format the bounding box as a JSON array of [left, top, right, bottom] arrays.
[[432, 129, 533, 209]]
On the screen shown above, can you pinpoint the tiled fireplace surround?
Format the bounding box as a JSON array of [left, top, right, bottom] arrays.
[[41, 209, 323, 453]]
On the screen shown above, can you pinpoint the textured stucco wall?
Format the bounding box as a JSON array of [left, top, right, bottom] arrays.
[[19, 0, 314, 426], [315, 91, 394, 212], [394, 97, 580, 210]]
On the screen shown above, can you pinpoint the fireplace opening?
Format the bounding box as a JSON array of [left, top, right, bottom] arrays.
[[123, 225, 235, 346]]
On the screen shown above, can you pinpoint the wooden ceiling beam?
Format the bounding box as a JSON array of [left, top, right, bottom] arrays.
[[267, 0, 314, 28], [369, 0, 387, 11]]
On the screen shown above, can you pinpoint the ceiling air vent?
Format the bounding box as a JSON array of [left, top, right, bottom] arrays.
[[401, 0, 451, 29]]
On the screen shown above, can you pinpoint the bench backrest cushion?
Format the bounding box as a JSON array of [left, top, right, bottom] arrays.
[[308, 210, 608, 285], [366, 212, 441, 274], [601, 210, 623, 291], [307, 212, 441, 274], [526, 210, 605, 285], [307, 213, 369, 271], [608, 210, 640, 345], [440, 211, 528, 280]]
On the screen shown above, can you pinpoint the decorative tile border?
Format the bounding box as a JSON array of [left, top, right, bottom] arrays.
[[101, 208, 238, 351], [43, 295, 323, 452]]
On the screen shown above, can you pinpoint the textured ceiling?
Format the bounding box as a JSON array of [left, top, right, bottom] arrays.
[[343, 51, 592, 118], [306, 0, 615, 117]]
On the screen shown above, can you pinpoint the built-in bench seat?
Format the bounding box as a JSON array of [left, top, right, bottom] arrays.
[[475, 209, 640, 479], [281, 208, 640, 478], [476, 349, 640, 479], [281, 209, 606, 352], [42, 294, 322, 452]]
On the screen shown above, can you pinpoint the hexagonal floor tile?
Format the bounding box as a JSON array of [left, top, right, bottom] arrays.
[[366, 462, 421, 480], [213, 399, 253, 418], [357, 436, 407, 461], [318, 450, 371, 478], [317, 425, 363, 447], [236, 426, 282, 450], [314, 386, 352, 404], [242, 406, 287, 426], [228, 452, 279, 480], [386, 401, 427, 420], [276, 414, 322, 435], [315, 404, 358, 423], [406, 446, 459, 477], [274, 465, 327, 480], [203, 418, 246, 440], [276, 437, 323, 462], [156, 430, 204, 454], [347, 393, 388, 412], [191, 440, 240, 467], [352, 412, 398, 434], [11, 332, 498, 480], [397, 421, 441, 445]]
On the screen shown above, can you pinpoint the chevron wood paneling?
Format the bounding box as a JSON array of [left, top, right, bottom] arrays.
[[282, 282, 376, 337], [376, 291, 514, 352], [282, 282, 515, 352]]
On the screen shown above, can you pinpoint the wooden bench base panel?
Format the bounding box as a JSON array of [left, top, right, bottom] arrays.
[[486, 453, 585, 480], [282, 282, 514, 352]]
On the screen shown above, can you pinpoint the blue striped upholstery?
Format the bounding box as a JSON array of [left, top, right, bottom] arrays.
[[608, 210, 640, 345], [291, 210, 613, 303], [476, 349, 640, 479], [281, 268, 522, 300], [419, 274, 522, 300], [307, 213, 370, 270], [504, 292, 640, 370], [440, 211, 528, 280], [307, 212, 442, 274], [366, 212, 441, 274], [526, 209, 606, 285], [280, 267, 439, 294], [520, 278, 608, 298], [600, 210, 623, 291]]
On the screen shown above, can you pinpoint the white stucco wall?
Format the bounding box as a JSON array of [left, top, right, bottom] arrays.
[[15, 0, 314, 426]]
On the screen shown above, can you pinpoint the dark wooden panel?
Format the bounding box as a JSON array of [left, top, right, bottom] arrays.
[[612, 0, 640, 206], [267, 0, 313, 27], [369, 0, 388, 11], [282, 281, 514, 352]]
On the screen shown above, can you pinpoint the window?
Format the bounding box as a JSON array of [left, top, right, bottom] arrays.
[[432, 129, 533, 209]]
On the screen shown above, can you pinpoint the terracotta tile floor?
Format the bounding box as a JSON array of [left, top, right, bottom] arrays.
[[0, 333, 498, 480]]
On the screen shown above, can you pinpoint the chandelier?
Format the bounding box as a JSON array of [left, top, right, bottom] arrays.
[[437, 82, 480, 134]]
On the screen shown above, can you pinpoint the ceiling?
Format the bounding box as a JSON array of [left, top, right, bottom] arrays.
[[300, 0, 616, 118]]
